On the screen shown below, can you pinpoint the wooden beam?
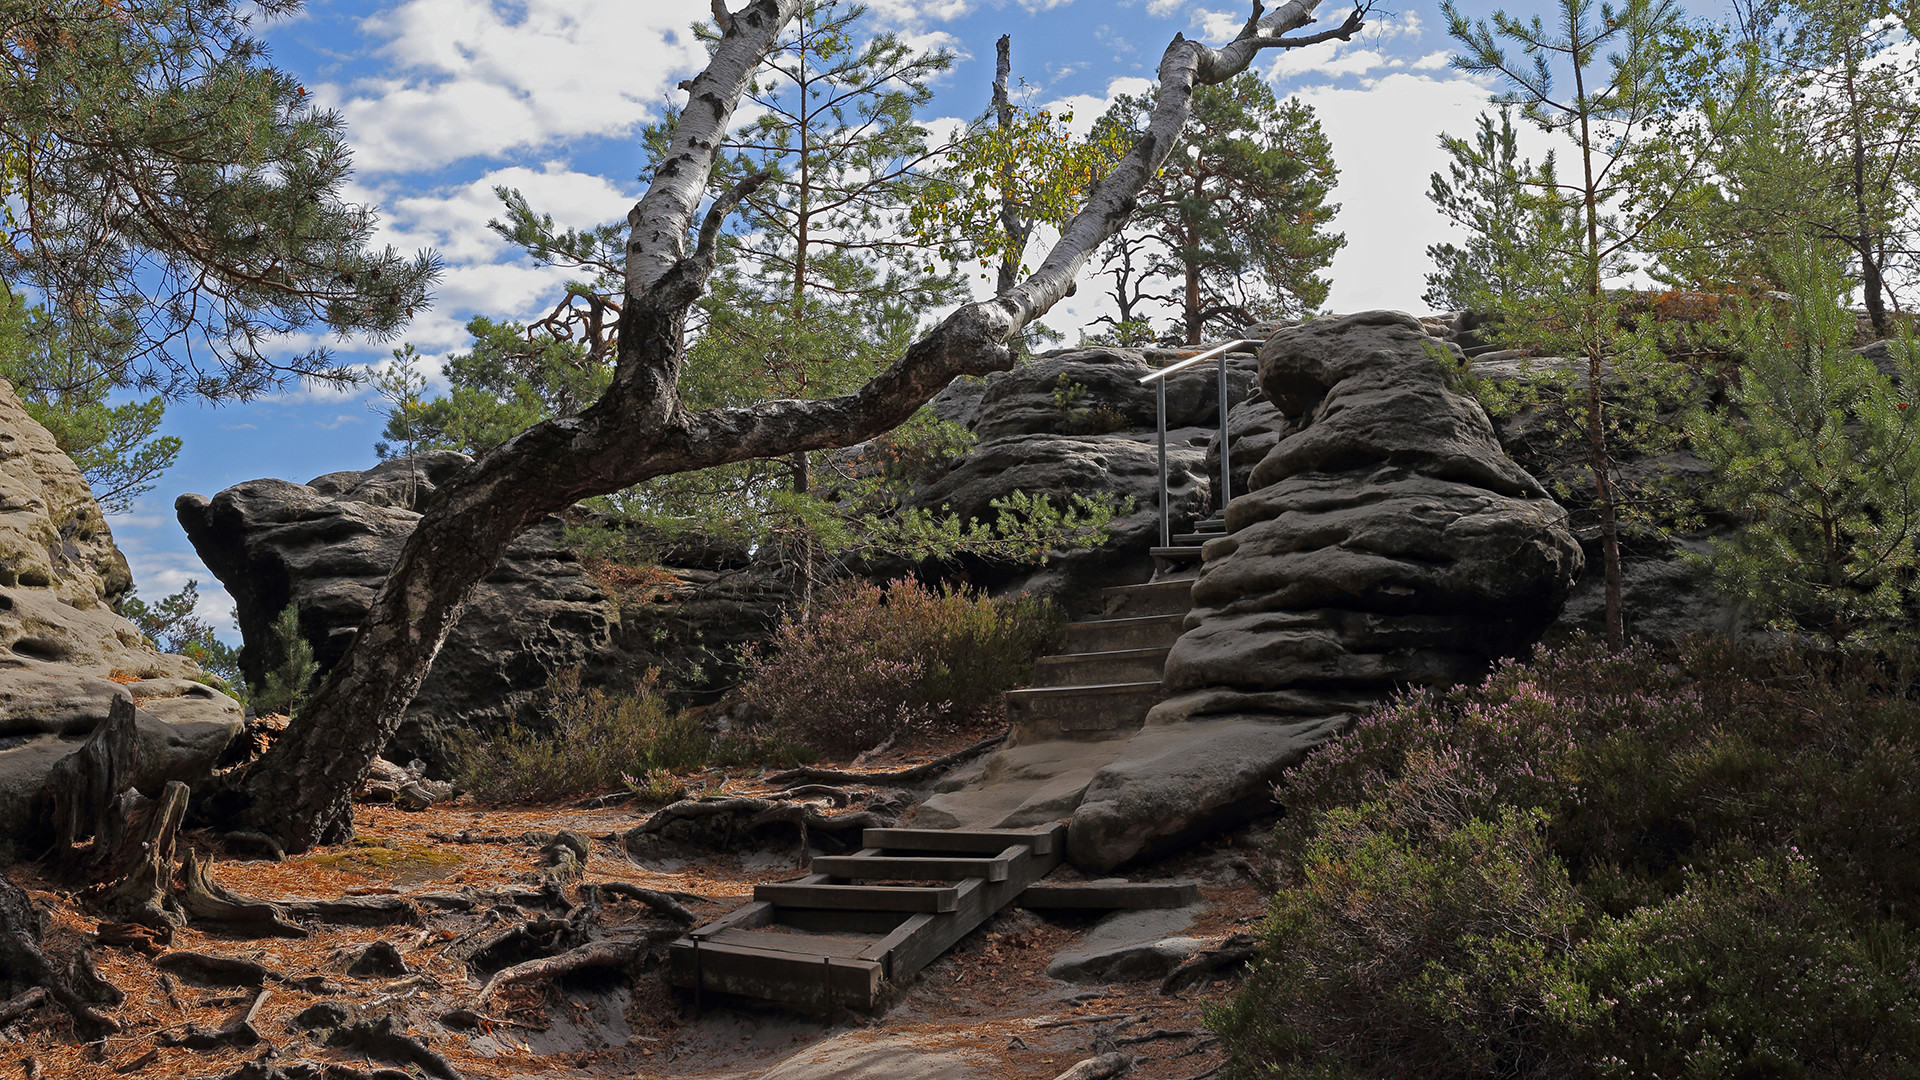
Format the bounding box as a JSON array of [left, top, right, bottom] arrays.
[[756, 883, 959, 913], [862, 823, 1065, 857], [1019, 881, 1201, 910]]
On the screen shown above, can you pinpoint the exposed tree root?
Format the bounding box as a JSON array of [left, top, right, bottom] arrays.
[[596, 881, 696, 926], [1159, 933, 1257, 995], [473, 932, 676, 1006], [1053, 1051, 1136, 1080], [0, 876, 122, 1036], [152, 950, 279, 988], [324, 1014, 465, 1080], [764, 732, 1007, 788]]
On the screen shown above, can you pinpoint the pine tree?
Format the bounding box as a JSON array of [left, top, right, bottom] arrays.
[[1095, 74, 1344, 344]]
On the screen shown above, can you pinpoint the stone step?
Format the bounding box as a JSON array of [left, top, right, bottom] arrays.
[[1033, 647, 1169, 688], [1064, 612, 1187, 653], [1006, 680, 1162, 742], [1099, 578, 1194, 618]]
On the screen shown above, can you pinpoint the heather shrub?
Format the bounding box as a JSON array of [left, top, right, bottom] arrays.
[[741, 577, 1063, 756], [1216, 639, 1920, 1079], [1580, 854, 1920, 1080], [1212, 774, 1595, 1080], [449, 668, 716, 803]]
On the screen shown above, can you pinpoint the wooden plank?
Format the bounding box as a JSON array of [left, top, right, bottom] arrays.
[[1019, 881, 1200, 910], [863, 823, 1064, 857], [810, 850, 1016, 883], [686, 899, 774, 939], [757, 883, 958, 913], [709, 928, 878, 959], [772, 909, 908, 935], [884, 841, 1063, 985], [666, 938, 882, 1009], [860, 912, 934, 971]]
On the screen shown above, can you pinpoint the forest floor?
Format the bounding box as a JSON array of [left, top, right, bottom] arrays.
[[7, 734, 1268, 1080]]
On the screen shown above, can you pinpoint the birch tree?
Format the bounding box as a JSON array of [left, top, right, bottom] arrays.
[[214, 0, 1369, 853]]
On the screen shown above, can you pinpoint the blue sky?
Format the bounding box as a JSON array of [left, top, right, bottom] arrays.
[[112, 0, 1548, 639]]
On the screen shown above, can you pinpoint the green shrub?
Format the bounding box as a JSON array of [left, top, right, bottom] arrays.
[[1580, 854, 1920, 1080], [1216, 640, 1920, 1079], [449, 668, 714, 803], [741, 577, 1064, 756], [1211, 782, 1595, 1080]]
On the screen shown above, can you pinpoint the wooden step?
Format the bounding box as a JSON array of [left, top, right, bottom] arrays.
[[1064, 612, 1187, 652], [1033, 647, 1169, 687], [1020, 880, 1201, 910], [811, 846, 1023, 883], [863, 824, 1064, 856], [755, 883, 958, 912], [671, 936, 884, 1009]]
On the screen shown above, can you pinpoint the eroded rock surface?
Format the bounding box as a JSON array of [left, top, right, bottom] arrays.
[[0, 382, 242, 841], [1067, 311, 1583, 871], [177, 454, 792, 768], [917, 346, 1255, 613]]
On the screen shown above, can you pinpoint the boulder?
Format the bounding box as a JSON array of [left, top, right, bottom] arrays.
[[1066, 311, 1582, 872], [917, 346, 1257, 613], [176, 455, 792, 768], [1045, 905, 1207, 984], [0, 382, 242, 845], [1166, 311, 1583, 710]]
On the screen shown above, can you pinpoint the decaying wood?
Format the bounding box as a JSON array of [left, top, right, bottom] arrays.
[[473, 933, 675, 1006], [281, 895, 422, 928], [177, 852, 306, 937], [1159, 933, 1257, 995], [596, 882, 697, 926], [91, 781, 190, 929], [40, 696, 140, 863], [1035, 1012, 1145, 1029], [357, 757, 452, 810], [95, 920, 170, 952], [1053, 1052, 1136, 1080], [224, 0, 1363, 855], [0, 986, 50, 1026], [157, 987, 268, 1050], [767, 732, 1007, 788]]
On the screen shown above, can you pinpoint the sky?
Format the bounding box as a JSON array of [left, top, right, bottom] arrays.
[[111, 0, 1558, 641]]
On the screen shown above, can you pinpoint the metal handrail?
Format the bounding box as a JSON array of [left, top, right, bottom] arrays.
[[1139, 338, 1262, 548]]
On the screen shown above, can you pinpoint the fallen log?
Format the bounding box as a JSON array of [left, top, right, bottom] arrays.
[[1053, 1052, 1135, 1080]]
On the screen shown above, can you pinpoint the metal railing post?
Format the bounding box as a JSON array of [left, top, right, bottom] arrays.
[[1157, 377, 1170, 548], [1139, 339, 1260, 545], [1217, 349, 1232, 514]]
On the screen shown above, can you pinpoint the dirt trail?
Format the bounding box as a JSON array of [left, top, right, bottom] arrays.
[[6, 748, 1265, 1080]]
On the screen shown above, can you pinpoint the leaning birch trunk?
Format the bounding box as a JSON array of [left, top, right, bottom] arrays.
[[226, 0, 1363, 853]]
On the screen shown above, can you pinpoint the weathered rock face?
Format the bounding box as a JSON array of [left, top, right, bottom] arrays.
[[177, 455, 792, 769], [0, 382, 243, 843], [918, 346, 1256, 613], [1067, 311, 1583, 871]]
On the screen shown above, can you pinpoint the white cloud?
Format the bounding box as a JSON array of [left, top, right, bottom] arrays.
[[1147, 0, 1186, 16], [1271, 47, 1390, 79], [323, 0, 704, 174], [1044, 77, 1155, 136], [1287, 72, 1497, 313], [1413, 51, 1452, 70], [864, 0, 977, 28], [1196, 8, 1244, 41]]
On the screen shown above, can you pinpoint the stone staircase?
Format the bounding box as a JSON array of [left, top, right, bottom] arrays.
[[1001, 517, 1222, 746]]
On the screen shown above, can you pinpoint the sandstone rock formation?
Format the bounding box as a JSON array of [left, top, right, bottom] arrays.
[[1067, 311, 1583, 871], [0, 382, 243, 842], [918, 346, 1257, 612], [177, 454, 792, 768]]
